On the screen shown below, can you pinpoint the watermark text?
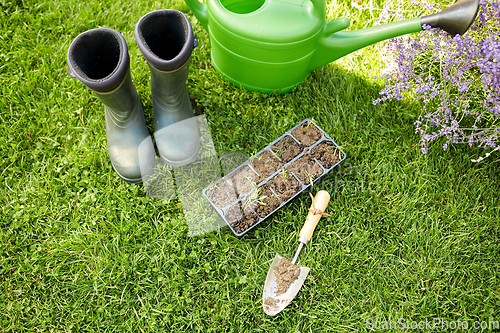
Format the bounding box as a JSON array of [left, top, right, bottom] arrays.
[[366, 318, 499, 330]]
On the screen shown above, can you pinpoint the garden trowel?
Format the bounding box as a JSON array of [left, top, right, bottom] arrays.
[[263, 190, 331, 316]]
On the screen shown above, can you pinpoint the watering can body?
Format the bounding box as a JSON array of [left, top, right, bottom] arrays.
[[185, 0, 479, 93], [192, 0, 327, 93]]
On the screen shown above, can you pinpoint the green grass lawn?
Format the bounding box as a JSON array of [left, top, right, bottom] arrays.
[[1, 0, 499, 331]]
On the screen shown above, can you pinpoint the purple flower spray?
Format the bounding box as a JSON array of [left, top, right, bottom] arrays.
[[374, 0, 500, 158]]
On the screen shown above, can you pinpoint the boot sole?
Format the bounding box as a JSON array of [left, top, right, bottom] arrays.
[[158, 139, 201, 167], [111, 163, 147, 184]]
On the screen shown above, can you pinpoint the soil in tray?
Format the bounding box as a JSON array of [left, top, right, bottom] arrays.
[[271, 135, 304, 164], [288, 154, 324, 185], [205, 180, 237, 209], [251, 150, 283, 180], [254, 188, 282, 219], [268, 170, 302, 202], [291, 121, 323, 146], [225, 202, 259, 235], [274, 257, 301, 295], [309, 141, 342, 169], [229, 165, 259, 197]]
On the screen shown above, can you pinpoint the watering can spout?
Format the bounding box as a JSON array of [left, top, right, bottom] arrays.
[[309, 0, 479, 72], [184, 0, 208, 30], [421, 0, 479, 36], [309, 17, 423, 71]]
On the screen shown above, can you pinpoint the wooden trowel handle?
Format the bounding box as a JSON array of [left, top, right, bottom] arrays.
[[299, 190, 331, 243]]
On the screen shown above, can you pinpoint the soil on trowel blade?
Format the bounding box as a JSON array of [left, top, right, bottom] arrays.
[[274, 257, 301, 295], [288, 154, 324, 185], [271, 135, 304, 164], [229, 165, 259, 197], [310, 141, 342, 169], [291, 121, 322, 146], [268, 170, 302, 202], [263, 296, 281, 311], [225, 202, 259, 234], [205, 180, 237, 209], [251, 150, 283, 179]]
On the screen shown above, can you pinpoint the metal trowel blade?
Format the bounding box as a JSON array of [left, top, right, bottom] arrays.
[[262, 253, 310, 316]]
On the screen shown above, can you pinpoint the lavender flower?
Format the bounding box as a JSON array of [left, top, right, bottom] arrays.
[[374, 0, 500, 155]]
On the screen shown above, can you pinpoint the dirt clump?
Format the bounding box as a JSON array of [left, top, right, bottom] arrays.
[[288, 155, 324, 185], [309, 141, 342, 169], [271, 135, 304, 164], [268, 170, 301, 202], [274, 257, 301, 295], [229, 165, 260, 197], [205, 180, 237, 209], [251, 150, 283, 179], [254, 188, 282, 218], [291, 121, 322, 146], [263, 296, 281, 311], [225, 203, 259, 234]]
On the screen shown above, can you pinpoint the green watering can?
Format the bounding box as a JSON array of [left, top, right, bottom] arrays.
[[184, 0, 479, 93]]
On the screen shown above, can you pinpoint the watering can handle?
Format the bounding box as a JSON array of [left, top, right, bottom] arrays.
[[184, 0, 208, 30], [324, 17, 351, 35]]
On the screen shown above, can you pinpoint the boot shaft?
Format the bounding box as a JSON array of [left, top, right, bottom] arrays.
[[135, 9, 201, 167], [135, 9, 196, 120], [67, 28, 141, 126], [67, 28, 156, 183], [95, 71, 142, 128], [149, 59, 191, 109], [135, 9, 195, 72], [67, 28, 130, 93]]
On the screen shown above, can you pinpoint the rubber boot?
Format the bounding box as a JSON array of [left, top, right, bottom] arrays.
[[135, 9, 200, 166], [67, 28, 156, 183]]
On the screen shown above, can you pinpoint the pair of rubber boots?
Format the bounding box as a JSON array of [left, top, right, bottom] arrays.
[[67, 10, 199, 183]]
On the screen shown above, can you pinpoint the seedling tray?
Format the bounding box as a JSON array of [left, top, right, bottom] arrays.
[[203, 119, 346, 236]]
